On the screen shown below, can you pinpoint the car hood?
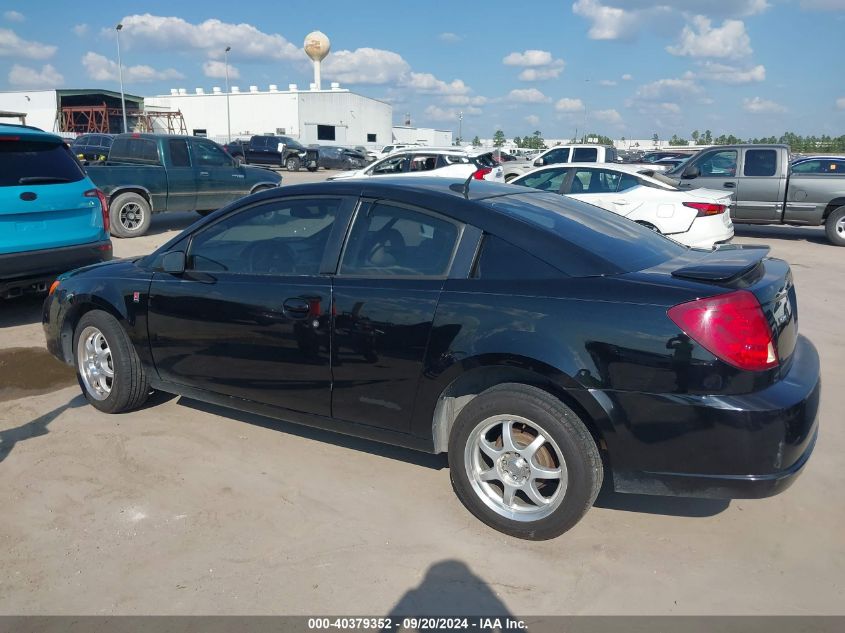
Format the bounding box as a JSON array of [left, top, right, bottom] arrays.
[[328, 169, 367, 181]]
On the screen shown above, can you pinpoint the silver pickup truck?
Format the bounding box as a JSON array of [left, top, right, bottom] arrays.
[[669, 144, 845, 246]]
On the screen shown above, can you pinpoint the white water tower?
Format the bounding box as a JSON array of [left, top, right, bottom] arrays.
[[304, 31, 331, 90]]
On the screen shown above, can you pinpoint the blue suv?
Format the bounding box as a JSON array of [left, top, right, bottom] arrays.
[[0, 124, 112, 298]]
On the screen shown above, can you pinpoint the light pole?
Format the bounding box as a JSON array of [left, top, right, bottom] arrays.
[[115, 23, 127, 133], [458, 111, 463, 146], [224, 46, 232, 144]]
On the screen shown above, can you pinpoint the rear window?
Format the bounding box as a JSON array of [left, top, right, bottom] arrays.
[[487, 192, 687, 276], [572, 147, 598, 162], [0, 140, 85, 187], [473, 153, 498, 168], [108, 137, 161, 165]]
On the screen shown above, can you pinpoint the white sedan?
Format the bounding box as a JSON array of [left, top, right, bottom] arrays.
[[512, 163, 734, 248], [328, 148, 504, 183]]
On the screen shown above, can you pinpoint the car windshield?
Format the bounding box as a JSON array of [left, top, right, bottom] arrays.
[[0, 139, 85, 187], [281, 137, 305, 151], [487, 192, 687, 275]]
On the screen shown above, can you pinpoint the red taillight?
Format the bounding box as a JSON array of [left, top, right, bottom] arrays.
[[683, 202, 727, 217], [48, 280, 61, 296], [0, 136, 21, 141], [85, 188, 110, 233], [668, 290, 778, 372], [472, 167, 492, 180]]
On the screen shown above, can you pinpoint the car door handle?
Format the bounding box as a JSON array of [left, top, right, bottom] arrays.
[[282, 298, 311, 319], [614, 199, 629, 205], [199, 171, 209, 176], [723, 182, 736, 188]]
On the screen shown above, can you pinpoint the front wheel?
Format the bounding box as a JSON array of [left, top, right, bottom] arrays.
[[825, 206, 845, 246], [73, 310, 149, 413], [285, 156, 301, 172], [109, 192, 152, 238], [448, 383, 603, 540]]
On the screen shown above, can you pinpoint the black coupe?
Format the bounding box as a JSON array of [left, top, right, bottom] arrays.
[[43, 178, 820, 539]]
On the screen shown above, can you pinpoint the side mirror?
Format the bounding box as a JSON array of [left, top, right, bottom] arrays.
[[682, 165, 700, 179], [233, 155, 242, 166], [162, 251, 186, 275], [533, 158, 543, 167]]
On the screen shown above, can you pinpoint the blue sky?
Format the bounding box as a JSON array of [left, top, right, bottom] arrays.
[[2, 0, 844, 140]]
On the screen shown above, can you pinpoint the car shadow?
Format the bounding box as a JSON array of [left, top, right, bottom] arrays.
[[594, 479, 729, 517], [176, 396, 448, 471], [0, 294, 45, 328], [0, 394, 86, 464], [142, 211, 202, 238], [734, 224, 828, 244]]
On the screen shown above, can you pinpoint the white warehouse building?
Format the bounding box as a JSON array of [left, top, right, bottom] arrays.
[[145, 84, 393, 147]]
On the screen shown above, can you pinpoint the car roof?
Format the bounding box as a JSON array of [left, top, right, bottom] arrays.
[[526, 162, 657, 174], [792, 156, 844, 162], [0, 123, 65, 143]]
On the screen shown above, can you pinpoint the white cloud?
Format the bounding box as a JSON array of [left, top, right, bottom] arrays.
[[8, 63, 62, 88], [667, 16, 752, 58], [4, 10, 24, 22], [323, 47, 409, 84], [572, 0, 641, 40], [0, 27, 56, 59], [657, 102, 681, 114], [622, 74, 633, 81], [503, 49, 565, 81], [837, 97, 845, 110], [423, 104, 481, 121], [697, 61, 765, 84], [632, 77, 704, 101], [73, 24, 88, 37], [82, 51, 184, 83], [518, 66, 565, 81], [439, 32, 461, 42], [114, 14, 301, 61], [742, 97, 786, 113], [203, 60, 240, 80], [525, 114, 540, 126], [592, 109, 623, 125], [443, 94, 488, 106], [555, 97, 585, 112], [405, 72, 469, 95], [598, 79, 617, 86], [506, 88, 551, 103], [503, 50, 554, 67]]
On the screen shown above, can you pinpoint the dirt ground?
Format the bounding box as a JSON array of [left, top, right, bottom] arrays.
[[1, 171, 843, 615]]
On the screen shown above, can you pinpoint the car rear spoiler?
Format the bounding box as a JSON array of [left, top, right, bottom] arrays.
[[671, 244, 770, 282]]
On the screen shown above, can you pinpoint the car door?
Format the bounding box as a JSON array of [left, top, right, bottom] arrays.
[[538, 147, 570, 167], [246, 136, 269, 164], [331, 199, 463, 432], [191, 137, 246, 211], [162, 138, 197, 212], [676, 149, 739, 200], [733, 148, 785, 222], [147, 195, 355, 416], [564, 167, 620, 212]]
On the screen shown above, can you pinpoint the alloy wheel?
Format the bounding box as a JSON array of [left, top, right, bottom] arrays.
[[119, 202, 144, 231], [76, 326, 114, 400]]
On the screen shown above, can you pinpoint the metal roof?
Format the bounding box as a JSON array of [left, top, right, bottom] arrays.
[[56, 89, 144, 104]]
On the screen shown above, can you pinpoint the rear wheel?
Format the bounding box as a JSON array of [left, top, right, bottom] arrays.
[[73, 310, 149, 413], [505, 174, 518, 183], [448, 383, 602, 540], [636, 221, 661, 233], [285, 156, 301, 172], [825, 206, 845, 246], [109, 192, 152, 238]]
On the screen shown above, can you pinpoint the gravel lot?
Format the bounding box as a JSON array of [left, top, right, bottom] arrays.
[[1, 170, 842, 615]]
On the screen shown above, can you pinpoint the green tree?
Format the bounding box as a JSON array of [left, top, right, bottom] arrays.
[[691, 130, 700, 144], [472, 135, 481, 147], [702, 130, 713, 144], [652, 133, 659, 144], [492, 130, 506, 147], [668, 134, 687, 146], [513, 136, 522, 148]]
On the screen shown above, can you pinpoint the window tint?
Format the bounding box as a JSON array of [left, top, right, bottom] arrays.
[[371, 154, 407, 175], [791, 160, 820, 173], [474, 153, 498, 168], [188, 198, 341, 275], [443, 154, 470, 165], [367, 133, 377, 143], [279, 136, 305, 151], [571, 169, 620, 194], [109, 137, 161, 164], [102, 136, 114, 148], [487, 192, 687, 276], [167, 139, 191, 167], [340, 202, 460, 277], [194, 139, 231, 167], [0, 140, 85, 187], [617, 173, 640, 192], [409, 154, 438, 172], [473, 235, 561, 279], [517, 167, 570, 192], [698, 150, 737, 177], [251, 137, 268, 149], [542, 148, 570, 165], [743, 149, 777, 177], [572, 147, 598, 162]]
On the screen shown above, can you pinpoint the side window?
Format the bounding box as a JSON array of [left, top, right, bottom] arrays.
[[519, 168, 570, 192], [543, 148, 569, 165], [340, 202, 460, 277], [572, 147, 598, 162], [102, 136, 114, 148], [194, 140, 231, 167], [168, 139, 191, 167], [108, 138, 161, 165], [829, 161, 845, 173], [442, 154, 470, 165], [188, 198, 341, 275], [571, 169, 619, 193], [617, 173, 640, 192], [791, 160, 819, 174], [473, 235, 561, 279], [409, 154, 437, 172], [698, 150, 737, 177], [370, 154, 407, 175], [743, 149, 777, 177]]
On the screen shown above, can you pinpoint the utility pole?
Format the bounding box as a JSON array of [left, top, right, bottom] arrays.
[[225, 46, 232, 144], [115, 23, 127, 133], [458, 111, 463, 146]]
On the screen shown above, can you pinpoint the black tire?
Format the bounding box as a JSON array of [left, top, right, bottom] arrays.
[[824, 206, 845, 246], [73, 310, 149, 413], [448, 383, 602, 540], [285, 156, 301, 172], [307, 165, 319, 172], [109, 192, 152, 238], [504, 174, 518, 183]]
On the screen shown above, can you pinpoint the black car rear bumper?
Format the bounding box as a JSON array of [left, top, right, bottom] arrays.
[[0, 241, 112, 298], [606, 335, 821, 499]]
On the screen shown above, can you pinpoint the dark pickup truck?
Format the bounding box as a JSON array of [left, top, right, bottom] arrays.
[[86, 134, 282, 237], [669, 144, 845, 245], [224, 135, 319, 172]]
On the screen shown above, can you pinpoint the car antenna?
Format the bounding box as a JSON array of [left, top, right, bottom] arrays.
[[460, 172, 473, 199]]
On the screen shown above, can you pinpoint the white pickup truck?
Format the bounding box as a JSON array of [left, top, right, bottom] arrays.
[[503, 144, 620, 181]]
